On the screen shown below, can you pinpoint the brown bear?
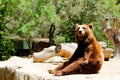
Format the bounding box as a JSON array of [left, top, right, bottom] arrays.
[[48, 23, 104, 76]]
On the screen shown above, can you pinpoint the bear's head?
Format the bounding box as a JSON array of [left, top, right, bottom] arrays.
[[75, 23, 94, 44]]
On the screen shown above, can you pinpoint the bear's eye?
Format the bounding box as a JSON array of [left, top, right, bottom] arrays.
[[78, 27, 80, 30], [83, 27, 86, 29]]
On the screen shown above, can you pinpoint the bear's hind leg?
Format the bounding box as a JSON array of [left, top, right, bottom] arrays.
[[54, 61, 82, 76], [55, 61, 68, 70], [48, 61, 68, 74]]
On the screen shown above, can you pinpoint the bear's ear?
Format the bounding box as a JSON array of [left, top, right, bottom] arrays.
[[75, 24, 79, 30], [76, 24, 79, 27], [88, 23, 93, 29]]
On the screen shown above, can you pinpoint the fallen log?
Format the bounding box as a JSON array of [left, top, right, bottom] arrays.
[[33, 42, 113, 62]]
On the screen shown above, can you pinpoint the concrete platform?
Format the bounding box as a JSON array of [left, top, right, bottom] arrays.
[[0, 56, 120, 80]]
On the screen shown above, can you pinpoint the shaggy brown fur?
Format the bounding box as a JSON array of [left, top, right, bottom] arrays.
[[48, 23, 104, 76]]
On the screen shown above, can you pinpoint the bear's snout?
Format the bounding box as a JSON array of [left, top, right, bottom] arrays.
[[78, 27, 83, 35], [79, 30, 82, 34]]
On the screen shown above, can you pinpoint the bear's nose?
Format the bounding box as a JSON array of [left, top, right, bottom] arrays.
[[79, 31, 82, 34]]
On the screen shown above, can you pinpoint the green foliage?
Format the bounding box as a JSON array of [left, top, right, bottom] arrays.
[[63, 25, 75, 42], [54, 35, 65, 44], [0, 0, 120, 60], [0, 37, 15, 60], [0, 0, 61, 60], [17, 21, 36, 37], [53, 0, 119, 48], [100, 0, 120, 18], [53, 0, 103, 42], [0, 0, 16, 60]]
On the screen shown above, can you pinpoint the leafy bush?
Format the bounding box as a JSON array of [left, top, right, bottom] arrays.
[[54, 35, 66, 44], [0, 37, 15, 61]]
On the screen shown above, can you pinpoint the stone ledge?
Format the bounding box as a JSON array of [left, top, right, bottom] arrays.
[[0, 56, 120, 80]]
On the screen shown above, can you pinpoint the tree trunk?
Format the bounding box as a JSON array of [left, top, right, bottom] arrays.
[[26, 38, 33, 55], [49, 24, 55, 46], [102, 17, 120, 59], [0, 54, 2, 61]]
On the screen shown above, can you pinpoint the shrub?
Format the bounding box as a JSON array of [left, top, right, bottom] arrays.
[[54, 35, 66, 44], [0, 36, 15, 61]]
